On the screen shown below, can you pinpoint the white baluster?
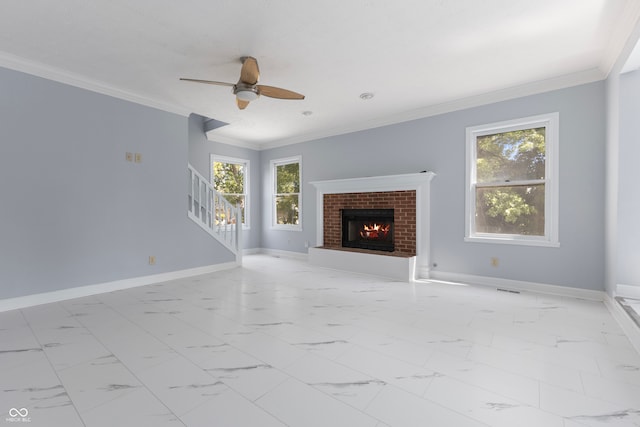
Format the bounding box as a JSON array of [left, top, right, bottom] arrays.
[[235, 203, 242, 263], [187, 164, 241, 264]]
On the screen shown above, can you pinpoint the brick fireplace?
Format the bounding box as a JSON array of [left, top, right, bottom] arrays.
[[323, 191, 416, 255], [309, 172, 435, 281]]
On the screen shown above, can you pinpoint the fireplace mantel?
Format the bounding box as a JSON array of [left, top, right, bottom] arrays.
[[310, 172, 435, 280], [310, 172, 435, 194]]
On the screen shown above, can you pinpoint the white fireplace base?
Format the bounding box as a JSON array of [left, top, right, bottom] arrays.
[[308, 247, 416, 282]]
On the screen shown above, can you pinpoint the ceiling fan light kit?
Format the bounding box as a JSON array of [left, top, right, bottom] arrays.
[[180, 56, 304, 110], [235, 87, 259, 102]]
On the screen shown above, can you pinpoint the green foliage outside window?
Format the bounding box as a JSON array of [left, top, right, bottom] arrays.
[[213, 161, 246, 224], [475, 128, 545, 236], [275, 162, 300, 225]]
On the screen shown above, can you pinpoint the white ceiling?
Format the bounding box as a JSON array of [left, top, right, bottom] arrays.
[[1, 1, 639, 149]]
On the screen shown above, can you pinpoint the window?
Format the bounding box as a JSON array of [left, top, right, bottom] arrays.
[[211, 155, 249, 227], [465, 113, 559, 246], [271, 156, 302, 230]]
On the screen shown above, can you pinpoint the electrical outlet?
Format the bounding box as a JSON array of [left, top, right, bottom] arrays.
[[491, 257, 499, 267], [135, 153, 142, 163], [126, 152, 133, 162], [149, 255, 156, 265], [304, 240, 309, 248]]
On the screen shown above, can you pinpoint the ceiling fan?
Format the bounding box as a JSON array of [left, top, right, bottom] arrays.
[[180, 56, 305, 110]]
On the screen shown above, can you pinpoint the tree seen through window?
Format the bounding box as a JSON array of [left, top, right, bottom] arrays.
[[213, 159, 247, 225], [274, 160, 300, 226], [475, 128, 545, 236]]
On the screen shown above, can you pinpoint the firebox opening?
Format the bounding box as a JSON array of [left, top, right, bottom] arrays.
[[341, 208, 394, 252]]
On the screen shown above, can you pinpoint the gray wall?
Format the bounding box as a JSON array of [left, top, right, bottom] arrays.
[[261, 82, 606, 291], [605, 65, 621, 296], [0, 67, 234, 300], [188, 115, 262, 250], [618, 70, 640, 289], [0, 64, 608, 298]]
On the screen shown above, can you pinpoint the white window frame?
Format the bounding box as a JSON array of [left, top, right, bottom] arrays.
[[271, 155, 302, 231], [211, 154, 250, 229], [465, 113, 559, 247]]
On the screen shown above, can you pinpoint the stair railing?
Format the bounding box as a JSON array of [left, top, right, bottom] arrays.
[[188, 164, 242, 264]]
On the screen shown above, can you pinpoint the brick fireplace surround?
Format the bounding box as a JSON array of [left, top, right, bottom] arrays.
[[323, 191, 417, 255], [309, 172, 435, 281]]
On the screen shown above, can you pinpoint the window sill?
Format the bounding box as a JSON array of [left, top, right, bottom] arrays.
[[464, 235, 560, 248], [271, 224, 303, 232]]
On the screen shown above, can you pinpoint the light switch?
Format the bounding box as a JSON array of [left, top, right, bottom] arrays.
[[135, 153, 142, 163], [126, 152, 133, 162]]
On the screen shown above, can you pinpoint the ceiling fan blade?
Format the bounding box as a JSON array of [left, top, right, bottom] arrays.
[[236, 98, 250, 110], [257, 85, 305, 100], [179, 78, 235, 87], [240, 57, 260, 85]]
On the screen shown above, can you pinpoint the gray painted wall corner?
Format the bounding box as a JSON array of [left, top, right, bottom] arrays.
[[0, 67, 234, 299]]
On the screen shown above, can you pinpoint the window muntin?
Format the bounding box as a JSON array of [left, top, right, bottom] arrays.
[[211, 155, 249, 227], [271, 156, 302, 230], [466, 113, 559, 246]]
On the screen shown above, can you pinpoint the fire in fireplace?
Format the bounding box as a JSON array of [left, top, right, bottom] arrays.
[[341, 208, 394, 252]]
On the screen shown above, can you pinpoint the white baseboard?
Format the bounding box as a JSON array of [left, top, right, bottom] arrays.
[[417, 265, 431, 280], [604, 294, 640, 355], [617, 284, 640, 299], [243, 248, 263, 256], [429, 271, 605, 301], [0, 262, 238, 313], [256, 248, 309, 261]]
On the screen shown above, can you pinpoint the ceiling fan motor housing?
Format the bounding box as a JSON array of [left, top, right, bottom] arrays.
[[234, 83, 260, 101]]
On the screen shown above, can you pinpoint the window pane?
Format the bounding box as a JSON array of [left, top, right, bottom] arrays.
[[475, 184, 544, 235], [275, 195, 299, 225], [276, 163, 300, 193], [214, 162, 244, 193], [476, 127, 545, 183]]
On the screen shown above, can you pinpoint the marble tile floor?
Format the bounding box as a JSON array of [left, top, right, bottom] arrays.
[[1, 254, 640, 427]]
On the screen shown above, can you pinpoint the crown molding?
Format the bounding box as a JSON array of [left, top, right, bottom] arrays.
[[602, 1, 640, 76], [226, 67, 605, 151], [0, 49, 606, 151], [205, 130, 263, 151], [0, 51, 191, 117]]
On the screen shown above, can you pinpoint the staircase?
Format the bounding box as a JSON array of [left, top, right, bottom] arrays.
[[187, 164, 242, 264]]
